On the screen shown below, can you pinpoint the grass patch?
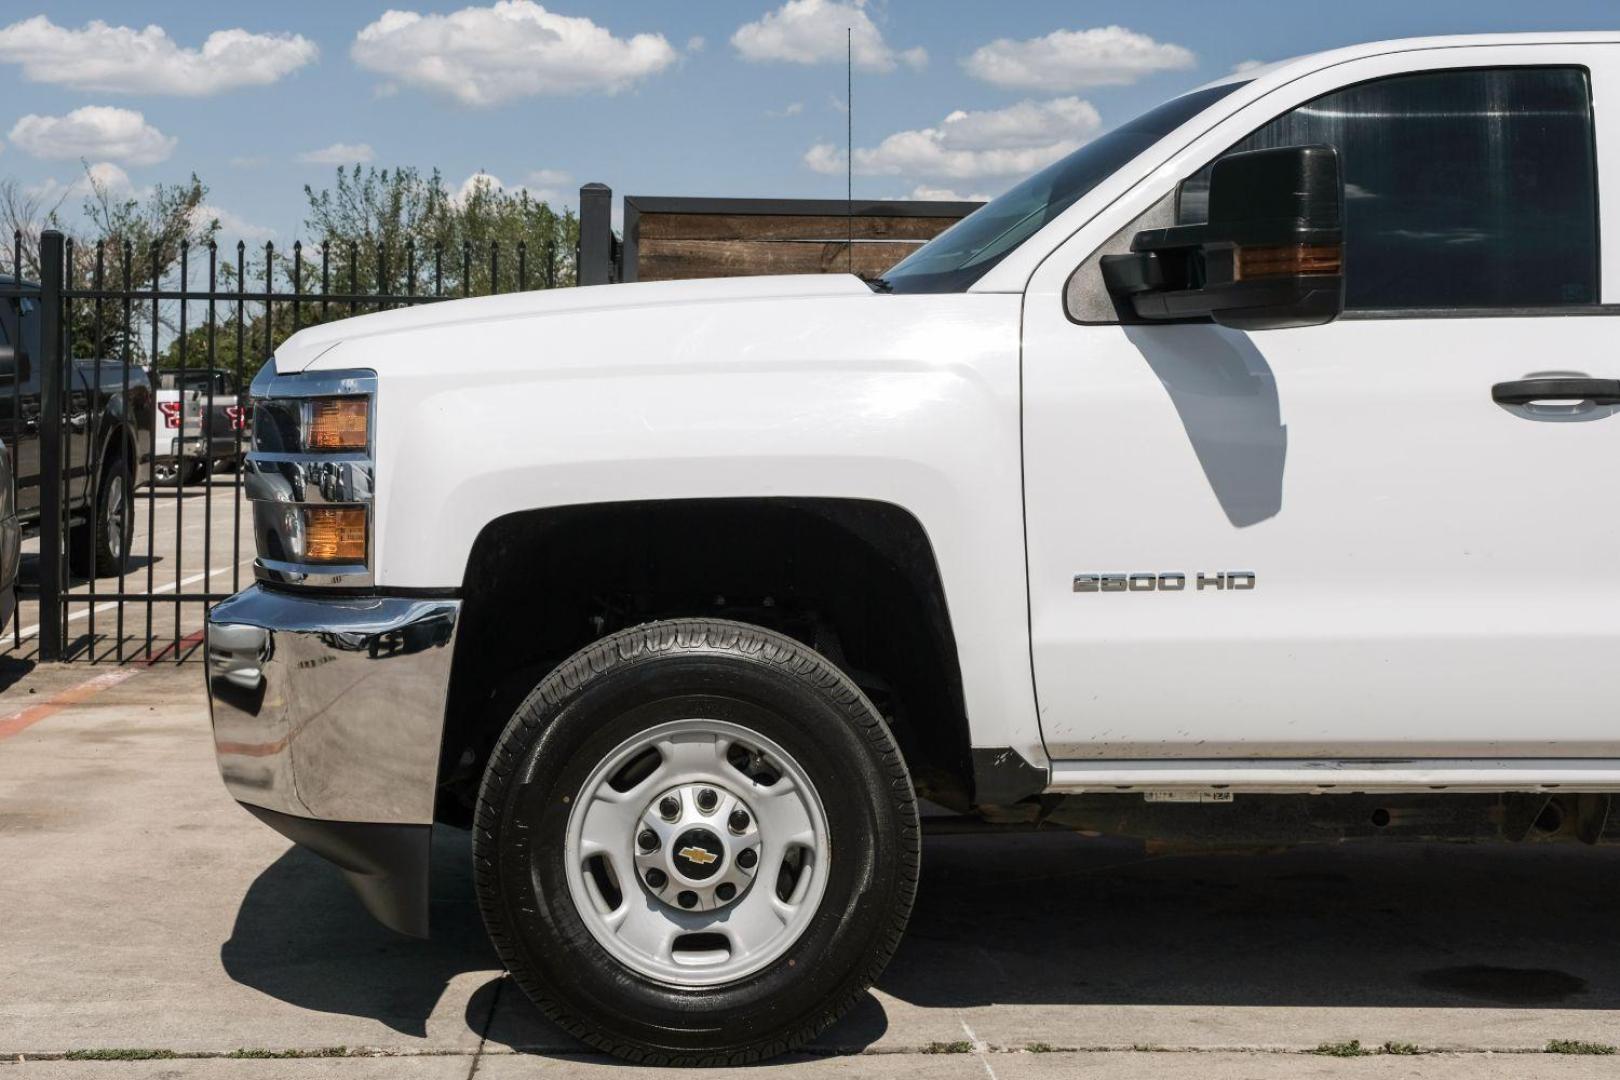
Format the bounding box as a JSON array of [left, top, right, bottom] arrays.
[[1025, 1042, 1056, 1053], [1547, 1039, 1616, 1055], [227, 1047, 349, 1060], [1312, 1040, 1372, 1058], [922, 1040, 973, 1054], [63, 1050, 179, 1062], [1382, 1041, 1422, 1055]]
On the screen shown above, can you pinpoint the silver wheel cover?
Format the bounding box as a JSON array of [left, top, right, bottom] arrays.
[[564, 717, 831, 987], [106, 474, 126, 561]]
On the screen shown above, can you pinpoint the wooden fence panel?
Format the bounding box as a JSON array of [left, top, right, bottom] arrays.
[[621, 196, 982, 283], [637, 239, 919, 280]]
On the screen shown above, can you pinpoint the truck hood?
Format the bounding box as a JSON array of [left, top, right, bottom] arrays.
[[277, 274, 875, 373]]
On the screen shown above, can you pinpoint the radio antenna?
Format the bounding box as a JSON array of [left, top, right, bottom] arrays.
[[847, 27, 854, 274]]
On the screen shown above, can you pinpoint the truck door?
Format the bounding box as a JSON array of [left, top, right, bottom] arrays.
[[64, 333, 93, 506], [0, 297, 41, 516], [1022, 52, 1620, 759]]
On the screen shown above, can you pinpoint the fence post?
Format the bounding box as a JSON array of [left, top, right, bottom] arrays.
[[578, 182, 613, 286], [37, 230, 65, 661]]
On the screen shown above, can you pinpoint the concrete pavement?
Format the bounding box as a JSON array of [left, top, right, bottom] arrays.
[[5, 662, 1620, 1077]]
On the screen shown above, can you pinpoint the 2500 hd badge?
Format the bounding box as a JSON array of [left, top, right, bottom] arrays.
[[1073, 572, 1257, 592]]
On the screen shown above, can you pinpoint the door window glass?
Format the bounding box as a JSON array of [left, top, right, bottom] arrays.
[[17, 298, 41, 360], [1178, 68, 1599, 309]]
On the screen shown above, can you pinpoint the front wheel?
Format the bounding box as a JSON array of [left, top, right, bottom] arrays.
[[473, 619, 919, 1065]]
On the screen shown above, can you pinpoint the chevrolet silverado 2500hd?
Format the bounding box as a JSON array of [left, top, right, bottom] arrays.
[[207, 33, 1620, 1065]]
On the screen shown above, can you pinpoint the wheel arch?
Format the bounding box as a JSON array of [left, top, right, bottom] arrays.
[[435, 496, 973, 825]]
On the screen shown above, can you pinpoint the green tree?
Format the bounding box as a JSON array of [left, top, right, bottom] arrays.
[[301, 166, 577, 297], [1, 165, 218, 363]]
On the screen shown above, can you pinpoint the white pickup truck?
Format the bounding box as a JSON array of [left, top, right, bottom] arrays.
[[207, 33, 1620, 1065], [154, 367, 246, 485]]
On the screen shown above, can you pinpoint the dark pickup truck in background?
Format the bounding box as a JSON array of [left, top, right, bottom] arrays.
[[0, 277, 153, 578]]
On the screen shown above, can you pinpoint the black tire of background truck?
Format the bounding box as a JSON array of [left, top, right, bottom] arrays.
[[69, 455, 131, 578], [153, 457, 205, 487], [473, 619, 920, 1066]]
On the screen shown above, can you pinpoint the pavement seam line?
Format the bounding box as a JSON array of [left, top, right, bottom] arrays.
[[465, 974, 506, 1079], [0, 669, 139, 742], [960, 1020, 998, 1080], [3, 1045, 1600, 1062]]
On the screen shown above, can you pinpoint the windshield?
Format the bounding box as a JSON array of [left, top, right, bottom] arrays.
[[877, 82, 1248, 294]]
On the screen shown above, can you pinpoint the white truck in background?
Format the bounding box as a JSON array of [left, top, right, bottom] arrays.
[[153, 367, 246, 485], [206, 32, 1620, 1067]]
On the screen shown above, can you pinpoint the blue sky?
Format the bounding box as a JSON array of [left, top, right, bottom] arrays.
[[1, 1, 1616, 243]]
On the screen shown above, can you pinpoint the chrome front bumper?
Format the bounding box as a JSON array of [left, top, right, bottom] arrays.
[[205, 584, 460, 937], [205, 584, 460, 824]]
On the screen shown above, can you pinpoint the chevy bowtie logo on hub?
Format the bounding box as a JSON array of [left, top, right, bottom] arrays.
[[673, 828, 725, 879]]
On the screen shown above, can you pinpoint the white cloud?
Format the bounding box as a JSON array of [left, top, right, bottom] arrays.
[[194, 204, 276, 242], [964, 26, 1194, 91], [909, 185, 989, 203], [0, 15, 316, 96], [454, 171, 505, 205], [83, 161, 133, 197], [686, 35, 706, 53], [732, 0, 925, 73], [9, 107, 176, 166], [351, 2, 677, 106], [806, 97, 1102, 181], [1231, 58, 1268, 74], [25, 161, 135, 204], [452, 169, 572, 207], [298, 142, 376, 165], [768, 101, 805, 118]]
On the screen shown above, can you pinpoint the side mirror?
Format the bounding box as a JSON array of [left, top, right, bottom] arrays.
[[1101, 144, 1345, 331], [0, 345, 26, 383]]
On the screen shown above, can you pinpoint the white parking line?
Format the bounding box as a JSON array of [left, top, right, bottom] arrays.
[[13, 556, 256, 641]]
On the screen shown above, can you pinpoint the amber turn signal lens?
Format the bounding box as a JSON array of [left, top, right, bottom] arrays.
[[301, 507, 367, 563], [1236, 243, 1342, 281], [306, 397, 369, 451]]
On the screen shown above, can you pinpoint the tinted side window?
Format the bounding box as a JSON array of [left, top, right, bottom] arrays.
[[17, 298, 41, 359], [1178, 68, 1599, 310]]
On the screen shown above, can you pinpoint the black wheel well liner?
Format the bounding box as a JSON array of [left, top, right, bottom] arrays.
[[436, 497, 972, 823]]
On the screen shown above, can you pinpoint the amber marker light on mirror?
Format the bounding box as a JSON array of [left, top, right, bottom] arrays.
[[1235, 243, 1342, 280], [305, 397, 369, 451], [301, 507, 367, 563]]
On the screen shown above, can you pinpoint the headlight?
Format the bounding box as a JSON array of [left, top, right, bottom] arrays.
[[245, 358, 377, 587], [253, 396, 370, 455]]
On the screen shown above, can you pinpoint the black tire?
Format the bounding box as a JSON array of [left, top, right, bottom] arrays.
[[69, 456, 132, 578], [153, 457, 204, 487], [473, 619, 920, 1066]]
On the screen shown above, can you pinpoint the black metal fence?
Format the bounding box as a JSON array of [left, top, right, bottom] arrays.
[[4, 227, 573, 663], [7, 181, 960, 663]]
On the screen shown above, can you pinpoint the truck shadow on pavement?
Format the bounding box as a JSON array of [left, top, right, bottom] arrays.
[[221, 828, 499, 1040], [222, 824, 1620, 1053]]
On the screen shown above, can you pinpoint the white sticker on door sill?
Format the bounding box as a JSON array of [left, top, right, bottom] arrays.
[[1143, 790, 1234, 804]]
